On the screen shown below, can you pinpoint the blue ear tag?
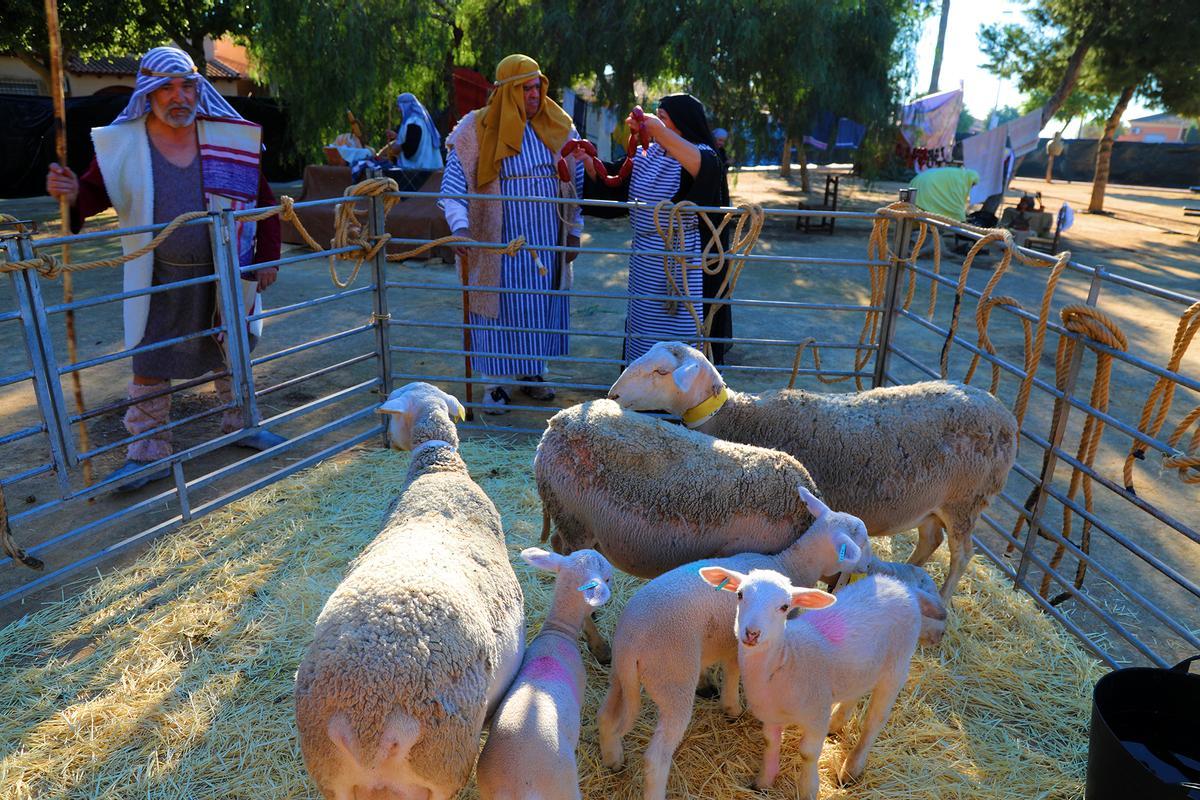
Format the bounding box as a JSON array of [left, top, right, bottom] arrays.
[[578, 580, 599, 592], [715, 577, 731, 591], [838, 543, 847, 563]]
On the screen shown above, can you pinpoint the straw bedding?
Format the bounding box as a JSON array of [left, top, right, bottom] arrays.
[[0, 438, 1102, 799]]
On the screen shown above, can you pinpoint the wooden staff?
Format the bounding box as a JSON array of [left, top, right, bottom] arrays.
[[459, 252, 474, 420], [44, 0, 93, 486]]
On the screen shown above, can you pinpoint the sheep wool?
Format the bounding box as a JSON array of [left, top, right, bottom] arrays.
[[295, 383, 524, 800], [535, 399, 822, 579]]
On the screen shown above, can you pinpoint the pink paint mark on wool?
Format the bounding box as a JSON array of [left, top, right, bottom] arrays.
[[806, 610, 846, 645], [524, 655, 581, 705]]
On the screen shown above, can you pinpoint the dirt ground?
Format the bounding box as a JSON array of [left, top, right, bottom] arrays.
[[1, 169, 1197, 667]]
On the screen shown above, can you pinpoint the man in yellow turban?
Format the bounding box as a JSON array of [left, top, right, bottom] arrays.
[[440, 54, 584, 413]]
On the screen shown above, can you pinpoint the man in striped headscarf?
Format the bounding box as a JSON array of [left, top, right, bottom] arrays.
[[46, 46, 284, 492], [439, 54, 584, 413]]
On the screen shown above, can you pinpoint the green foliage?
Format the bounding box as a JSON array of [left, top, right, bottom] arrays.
[[1, 0, 163, 72]]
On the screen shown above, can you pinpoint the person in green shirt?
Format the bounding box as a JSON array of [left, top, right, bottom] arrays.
[[910, 166, 979, 221]]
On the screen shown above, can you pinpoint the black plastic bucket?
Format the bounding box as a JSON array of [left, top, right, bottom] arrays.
[[1086, 655, 1200, 799]]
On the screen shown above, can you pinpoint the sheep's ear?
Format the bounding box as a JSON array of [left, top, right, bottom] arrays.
[[915, 590, 947, 621], [580, 579, 611, 608], [672, 360, 701, 392], [831, 531, 862, 566], [521, 547, 565, 572], [790, 587, 837, 609], [699, 566, 744, 592], [434, 387, 467, 422], [377, 393, 414, 418], [798, 485, 831, 519]]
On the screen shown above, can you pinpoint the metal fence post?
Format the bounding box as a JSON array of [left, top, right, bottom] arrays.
[[211, 210, 260, 431], [6, 233, 73, 494], [367, 185, 394, 395], [1013, 268, 1105, 587], [871, 187, 916, 388]]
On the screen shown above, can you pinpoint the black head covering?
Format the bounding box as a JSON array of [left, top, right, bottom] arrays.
[[657, 94, 716, 149]]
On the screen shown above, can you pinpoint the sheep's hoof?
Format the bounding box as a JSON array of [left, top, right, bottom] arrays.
[[836, 759, 865, 786], [748, 779, 773, 794]]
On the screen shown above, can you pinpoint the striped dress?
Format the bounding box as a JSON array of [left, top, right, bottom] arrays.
[[624, 143, 720, 362], [441, 124, 584, 377]]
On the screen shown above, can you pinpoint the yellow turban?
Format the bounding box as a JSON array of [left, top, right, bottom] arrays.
[[475, 54, 573, 187]]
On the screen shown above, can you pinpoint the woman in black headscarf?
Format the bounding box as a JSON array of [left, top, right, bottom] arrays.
[[584, 93, 732, 364]]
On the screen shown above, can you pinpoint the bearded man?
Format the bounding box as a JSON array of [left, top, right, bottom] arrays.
[[439, 54, 583, 413], [45, 46, 283, 492]]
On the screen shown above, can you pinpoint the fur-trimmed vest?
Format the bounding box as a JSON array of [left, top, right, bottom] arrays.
[[444, 112, 574, 319]]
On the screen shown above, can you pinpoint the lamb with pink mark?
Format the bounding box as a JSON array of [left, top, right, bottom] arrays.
[[698, 567, 937, 799], [609, 341, 1018, 603], [477, 548, 614, 800], [294, 382, 524, 800], [598, 487, 868, 800]]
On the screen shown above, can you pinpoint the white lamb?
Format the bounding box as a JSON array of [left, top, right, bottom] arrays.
[[535, 399, 829, 660], [598, 488, 870, 800], [294, 382, 525, 800], [698, 567, 932, 800], [609, 342, 1019, 601], [477, 547, 614, 800]]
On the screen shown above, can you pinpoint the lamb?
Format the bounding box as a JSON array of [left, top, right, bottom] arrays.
[[477, 547, 615, 800], [697, 568, 937, 799], [294, 382, 525, 800], [534, 398, 827, 659], [598, 487, 870, 800], [608, 341, 1019, 601]]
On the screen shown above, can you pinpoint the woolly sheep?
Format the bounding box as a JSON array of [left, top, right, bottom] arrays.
[[294, 382, 525, 800], [477, 548, 615, 800], [534, 399, 826, 659], [598, 488, 868, 800], [609, 342, 1019, 601], [698, 569, 936, 799]]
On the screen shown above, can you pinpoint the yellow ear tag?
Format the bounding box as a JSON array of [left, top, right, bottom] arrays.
[[456, 407, 467, 422], [847, 572, 867, 585]]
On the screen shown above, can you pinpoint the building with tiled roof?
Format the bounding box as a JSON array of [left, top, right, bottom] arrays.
[[1118, 112, 1198, 144], [0, 36, 253, 98]]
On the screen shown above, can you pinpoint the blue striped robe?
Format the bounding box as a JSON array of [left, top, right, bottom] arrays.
[[441, 124, 584, 377], [624, 143, 716, 362]]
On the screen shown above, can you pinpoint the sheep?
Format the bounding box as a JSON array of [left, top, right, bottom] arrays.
[[597, 487, 869, 800], [608, 341, 1019, 602], [697, 568, 939, 799], [534, 398, 828, 660], [477, 547, 615, 800], [294, 382, 525, 800]]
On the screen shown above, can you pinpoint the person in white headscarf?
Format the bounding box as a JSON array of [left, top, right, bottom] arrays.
[[383, 92, 444, 170], [45, 46, 284, 492]]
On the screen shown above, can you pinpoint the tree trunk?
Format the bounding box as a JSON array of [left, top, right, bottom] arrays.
[[1045, 155, 1055, 183], [798, 142, 810, 192], [780, 136, 792, 178], [1041, 27, 1096, 127], [928, 0, 951, 94], [1088, 84, 1136, 213]]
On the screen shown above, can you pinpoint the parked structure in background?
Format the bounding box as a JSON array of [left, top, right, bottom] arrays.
[[1118, 112, 1199, 144], [0, 36, 254, 98]]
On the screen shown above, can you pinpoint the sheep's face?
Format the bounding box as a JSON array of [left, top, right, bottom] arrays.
[[699, 567, 836, 649], [522, 547, 615, 608], [608, 342, 722, 415], [796, 486, 871, 575], [376, 382, 466, 451]]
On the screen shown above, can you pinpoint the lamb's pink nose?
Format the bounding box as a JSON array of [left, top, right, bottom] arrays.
[[742, 628, 760, 647]]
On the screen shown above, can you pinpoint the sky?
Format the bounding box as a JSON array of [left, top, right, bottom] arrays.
[[910, 0, 1157, 137]]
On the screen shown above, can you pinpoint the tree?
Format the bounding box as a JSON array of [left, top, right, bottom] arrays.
[[928, 0, 950, 93], [0, 0, 162, 89], [136, 0, 253, 71]]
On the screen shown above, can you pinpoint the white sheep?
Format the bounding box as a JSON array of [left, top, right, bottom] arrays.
[[697, 568, 932, 799], [534, 398, 827, 660], [294, 382, 525, 800], [598, 488, 869, 800], [609, 342, 1019, 601], [477, 547, 615, 800]]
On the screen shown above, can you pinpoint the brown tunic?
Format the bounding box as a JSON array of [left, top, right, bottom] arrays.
[[132, 143, 226, 379]]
